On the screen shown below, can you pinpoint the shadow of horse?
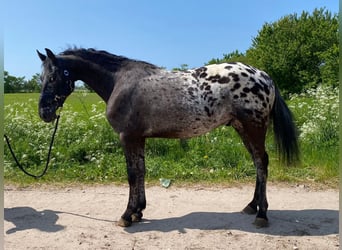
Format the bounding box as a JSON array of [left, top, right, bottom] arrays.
[[4, 207, 65, 234], [4, 206, 115, 234], [125, 209, 338, 236], [5, 207, 338, 237]]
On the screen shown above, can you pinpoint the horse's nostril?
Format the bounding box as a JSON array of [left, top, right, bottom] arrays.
[[39, 107, 56, 123]]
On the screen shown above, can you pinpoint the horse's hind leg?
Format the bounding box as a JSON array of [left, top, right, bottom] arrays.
[[117, 134, 146, 227], [232, 121, 269, 228]]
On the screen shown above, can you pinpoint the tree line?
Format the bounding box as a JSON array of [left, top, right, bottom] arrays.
[[4, 72, 41, 93], [5, 8, 338, 95]]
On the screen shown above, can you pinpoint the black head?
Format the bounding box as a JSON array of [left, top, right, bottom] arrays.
[[37, 48, 75, 122]]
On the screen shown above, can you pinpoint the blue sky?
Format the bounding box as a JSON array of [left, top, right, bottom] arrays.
[[4, 0, 338, 79]]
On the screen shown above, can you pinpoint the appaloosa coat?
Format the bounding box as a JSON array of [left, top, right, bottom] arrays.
[[37, 48, 298, 228]]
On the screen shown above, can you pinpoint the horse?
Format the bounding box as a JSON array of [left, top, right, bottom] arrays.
[[37, 48, 298, 228]]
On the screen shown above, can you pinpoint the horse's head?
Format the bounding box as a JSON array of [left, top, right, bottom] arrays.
[[37, 48, 75, 122]]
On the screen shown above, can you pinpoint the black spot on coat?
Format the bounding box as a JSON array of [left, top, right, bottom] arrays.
[[243, 87, 250, 93], [204, 106, 212, 117], [207, 74, 221, 83], [250, 83, 262, 94], [264, 85, 270, 95], [233, 83, 241, 90], [245, 66, 257, 74], [228, 73, 240, 82], [218, 76, 230, 84], [200, 72, 208, 78]]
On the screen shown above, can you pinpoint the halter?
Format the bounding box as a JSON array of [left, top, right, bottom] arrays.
[[53, 69, 75, 108], [63, 69, 75, 92]]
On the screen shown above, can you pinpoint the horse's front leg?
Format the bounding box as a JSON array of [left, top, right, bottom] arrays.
[[117, 134, 146, 227]]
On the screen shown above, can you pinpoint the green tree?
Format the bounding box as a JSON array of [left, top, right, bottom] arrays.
[[207, 50, 251, 65], [24, 73, 41, 92], [317, 43, 339, 87], [4, 71, 25, 93], [172, 64, 189, 71], [246, 8, 338, 93]]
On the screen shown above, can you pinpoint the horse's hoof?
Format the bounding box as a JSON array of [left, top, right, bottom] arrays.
[[131, 212, 143, 222], [117, 217, 132, 227], [253, 217, 269, 228], [242, 205, 257, 215]]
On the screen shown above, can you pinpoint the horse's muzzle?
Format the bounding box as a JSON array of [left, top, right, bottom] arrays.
[[39, 94, 64, 122], [39, 106, 57, 122]]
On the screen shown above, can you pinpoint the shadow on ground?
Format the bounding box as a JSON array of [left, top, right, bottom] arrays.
[[5, 206, 338, 237], [4, 206, 114, 234], [124, 209, 338, 236], [4, 207, 64, 234]]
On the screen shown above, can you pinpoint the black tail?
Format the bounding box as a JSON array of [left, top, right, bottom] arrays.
[[272, 87, 299, 165]]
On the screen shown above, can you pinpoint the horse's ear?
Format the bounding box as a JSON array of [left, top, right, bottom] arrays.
[[45, 48, 57, 64], [37, 50, 46, 61]]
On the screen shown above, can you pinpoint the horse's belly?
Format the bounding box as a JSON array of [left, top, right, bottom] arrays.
[[143, 106, 231, 138]]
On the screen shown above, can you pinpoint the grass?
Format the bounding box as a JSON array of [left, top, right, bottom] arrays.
[[4, 87, 339, 187]]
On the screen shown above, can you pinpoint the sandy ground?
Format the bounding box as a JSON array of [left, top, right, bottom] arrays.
[[4, 184, 339, 250]]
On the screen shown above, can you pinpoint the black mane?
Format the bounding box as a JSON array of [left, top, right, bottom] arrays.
[[60, 48, 158, 72]]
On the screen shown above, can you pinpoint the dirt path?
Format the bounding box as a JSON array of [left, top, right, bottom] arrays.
[[4, 184, 339, 250]]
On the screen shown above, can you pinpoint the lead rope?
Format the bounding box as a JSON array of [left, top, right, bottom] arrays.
[[4, 114, 61, 178]]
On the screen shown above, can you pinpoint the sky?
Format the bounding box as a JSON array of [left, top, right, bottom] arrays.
[[4, 0, 338, 80]]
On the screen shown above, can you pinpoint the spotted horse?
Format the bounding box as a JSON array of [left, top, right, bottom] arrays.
[[37, 48, 299, 228]]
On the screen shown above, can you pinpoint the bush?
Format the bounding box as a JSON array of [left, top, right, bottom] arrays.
[[289, 85, 338, 146]]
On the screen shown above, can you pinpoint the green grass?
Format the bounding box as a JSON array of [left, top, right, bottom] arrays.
[[4, 88, 338, 187]]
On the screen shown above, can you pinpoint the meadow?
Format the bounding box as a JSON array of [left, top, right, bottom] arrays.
[[4, 86, 339, 187]]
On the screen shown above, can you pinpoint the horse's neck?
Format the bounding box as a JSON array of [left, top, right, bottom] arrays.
[[66, 57, 115, 102]]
